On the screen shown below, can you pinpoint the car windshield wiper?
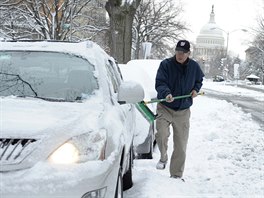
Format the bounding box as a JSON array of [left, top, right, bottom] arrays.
[[17, 95, 67, 102], [17, 95, 84, 102]]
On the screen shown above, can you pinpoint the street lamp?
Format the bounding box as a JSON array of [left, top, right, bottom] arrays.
[[211, 27, 248, 57], [211, 27, 247, 80]]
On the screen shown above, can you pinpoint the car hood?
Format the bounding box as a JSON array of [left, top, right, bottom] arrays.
[[0, 96, 109, 171], [1, 96, 104, 138]]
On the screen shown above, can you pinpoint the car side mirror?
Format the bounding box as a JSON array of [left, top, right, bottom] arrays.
[[118, 81, 144, 104]]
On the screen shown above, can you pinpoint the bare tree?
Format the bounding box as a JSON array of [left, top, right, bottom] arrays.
[[105, 0, 141, 64], [245, 5, 264, 83], [0, 0, 108, 41], [133, 0, 189, 59]]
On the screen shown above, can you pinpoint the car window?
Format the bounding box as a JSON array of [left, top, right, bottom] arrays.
[[0, 51, 98, 101], [105, 59, 122, 93]]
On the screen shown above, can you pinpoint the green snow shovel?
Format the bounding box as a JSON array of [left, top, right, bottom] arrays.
[[135, 92, 204, 123]]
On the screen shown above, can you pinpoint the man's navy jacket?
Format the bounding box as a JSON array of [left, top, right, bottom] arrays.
[[155, 56, 204, 111]]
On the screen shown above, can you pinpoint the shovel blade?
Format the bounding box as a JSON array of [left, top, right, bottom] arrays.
[[135, 101, 156, 123]]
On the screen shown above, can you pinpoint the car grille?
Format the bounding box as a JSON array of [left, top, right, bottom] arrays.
[[0, 138, 37, 165]]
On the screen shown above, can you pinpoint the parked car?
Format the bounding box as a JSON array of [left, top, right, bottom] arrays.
[[213, 75, 224, 82], [0, 40, 144, 198], [119, 59, 161, 159]]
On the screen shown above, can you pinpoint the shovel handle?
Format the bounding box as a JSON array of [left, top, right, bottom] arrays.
[[144, 92, 204, 104]]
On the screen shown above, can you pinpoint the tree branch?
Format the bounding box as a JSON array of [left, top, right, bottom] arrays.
[[0, 72, 38, 96]]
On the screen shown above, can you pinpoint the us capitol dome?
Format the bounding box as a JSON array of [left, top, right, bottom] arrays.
[[193, 5, 225, 64]]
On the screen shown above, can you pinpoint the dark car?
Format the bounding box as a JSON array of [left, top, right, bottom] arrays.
[[213, 75, 224, 82]]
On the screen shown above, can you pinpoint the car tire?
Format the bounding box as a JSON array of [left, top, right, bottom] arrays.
[[123, 147, 133, 190], [115, 168, 123, 198]]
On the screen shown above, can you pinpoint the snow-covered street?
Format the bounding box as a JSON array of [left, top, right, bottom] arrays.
[[124, 82, 264, 198]]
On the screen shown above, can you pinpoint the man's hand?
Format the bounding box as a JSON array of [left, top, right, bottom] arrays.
[[165, 94, 174, 102], [191, 90, 198, 98]]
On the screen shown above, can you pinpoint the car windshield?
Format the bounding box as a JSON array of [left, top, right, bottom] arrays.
[[0, 51, 98, 101]]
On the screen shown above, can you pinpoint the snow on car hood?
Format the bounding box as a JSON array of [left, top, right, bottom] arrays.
[[1, 95, 104, 138], [0, 94, 130, 193]]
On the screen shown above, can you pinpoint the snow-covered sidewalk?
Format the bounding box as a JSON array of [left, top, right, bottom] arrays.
[[124, 82, 264, 198]]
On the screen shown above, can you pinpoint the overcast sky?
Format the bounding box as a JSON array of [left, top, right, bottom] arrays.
[[178, 0, 263, 59]]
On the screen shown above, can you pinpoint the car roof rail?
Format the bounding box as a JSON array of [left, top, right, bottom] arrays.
[[0, 39, 79, 43]]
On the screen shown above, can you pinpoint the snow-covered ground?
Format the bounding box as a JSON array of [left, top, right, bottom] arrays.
[[2, 43, 263, 197], [124, 81, 264, 198], [203, 80, 264, 102]]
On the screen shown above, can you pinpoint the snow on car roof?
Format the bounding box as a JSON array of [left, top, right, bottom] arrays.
[[119, 59, 161, 100], [0, 40, 112, 66], [246, 74, 260, 79]]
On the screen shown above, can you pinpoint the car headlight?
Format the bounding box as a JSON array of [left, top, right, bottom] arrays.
[[49, 130, 107, 164]]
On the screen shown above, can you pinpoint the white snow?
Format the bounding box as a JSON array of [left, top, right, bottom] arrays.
[[203, 81, 264, 102], [1, 41, 263, 197], [118, 59, 264, 197], [246, 74, 260, 79], [124, 79, 264, 197]]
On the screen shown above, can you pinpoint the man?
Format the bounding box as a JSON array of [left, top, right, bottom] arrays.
[[155, 40, 204, 180]]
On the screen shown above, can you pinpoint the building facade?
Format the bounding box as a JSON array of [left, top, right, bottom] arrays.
[[193, 5, 225, 75]]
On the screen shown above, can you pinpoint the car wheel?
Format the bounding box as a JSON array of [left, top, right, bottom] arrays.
[[123, 147, 133, 190], [115, 168, 123, 198]]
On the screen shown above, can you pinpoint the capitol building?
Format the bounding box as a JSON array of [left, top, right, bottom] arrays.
[[192, 6, 226, 75]]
